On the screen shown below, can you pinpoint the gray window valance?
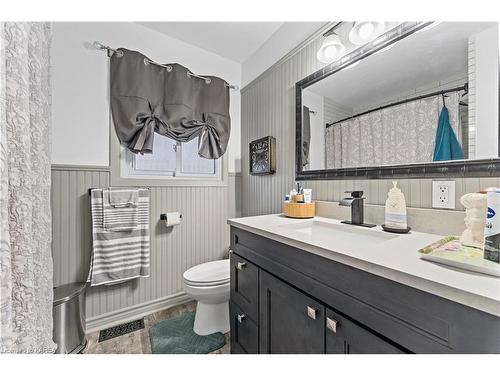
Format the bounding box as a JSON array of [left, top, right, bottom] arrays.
[[110, 48, 231, 159]]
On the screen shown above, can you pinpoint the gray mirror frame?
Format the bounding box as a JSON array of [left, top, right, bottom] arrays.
[[295, 21, 500, 181]]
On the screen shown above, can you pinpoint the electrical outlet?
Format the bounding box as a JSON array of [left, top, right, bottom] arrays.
[[432, 180, 455, 209]]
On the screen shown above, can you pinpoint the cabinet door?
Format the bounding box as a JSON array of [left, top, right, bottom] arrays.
[[230, 252, 259, 320], [325, 309, 405, 354], [259, 270, 325, 354], [230, 302, 259, 354]]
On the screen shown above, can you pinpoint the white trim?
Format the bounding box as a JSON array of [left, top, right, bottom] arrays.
[[117, 143, 226, 187], [110, 118, 228, 187], [85, 292, 193, 333]]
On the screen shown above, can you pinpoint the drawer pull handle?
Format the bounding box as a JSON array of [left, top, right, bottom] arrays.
[[307, 306, 318, 320], [236, 262, 247, 270], [237, 313, 246, 323], [326, 317, 338, 333]]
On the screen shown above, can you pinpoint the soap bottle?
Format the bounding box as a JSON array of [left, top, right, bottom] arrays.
[[484, 188, 500, 263], [384, 181, 408, 230]]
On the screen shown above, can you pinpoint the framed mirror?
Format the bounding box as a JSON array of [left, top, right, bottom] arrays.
[[295, 22, 500, 180]]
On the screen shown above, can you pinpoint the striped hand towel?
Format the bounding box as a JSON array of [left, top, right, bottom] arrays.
[[89, 188, 150, 286], [103, 189, 139, 232], [109, 188, 138, 207]]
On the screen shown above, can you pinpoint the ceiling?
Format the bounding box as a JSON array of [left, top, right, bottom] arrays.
[[306, 22, 497, 111], [137, 22, 285, 63]]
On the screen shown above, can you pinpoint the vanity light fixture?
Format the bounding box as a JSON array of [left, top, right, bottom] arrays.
[[349, 21, 386, 45], [317, 33, 347, 64]]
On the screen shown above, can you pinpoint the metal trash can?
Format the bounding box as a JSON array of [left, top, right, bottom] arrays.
[[53, 282, 87, 354]]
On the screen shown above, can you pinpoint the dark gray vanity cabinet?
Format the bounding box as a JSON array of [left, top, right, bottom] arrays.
[[251, 266, 403, 354], [259, 270, 325, 353], [229, 226, 500, 354], [229, 236, 406, 354]]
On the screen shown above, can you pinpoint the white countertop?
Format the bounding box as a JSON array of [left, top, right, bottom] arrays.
[[228, 214, 500, 317]]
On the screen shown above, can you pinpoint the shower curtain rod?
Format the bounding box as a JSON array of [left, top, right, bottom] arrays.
[[92, 41, 239, 90], [325, 83, 468, 128]]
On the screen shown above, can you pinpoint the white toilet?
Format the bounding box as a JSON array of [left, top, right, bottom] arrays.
[[183, 259, 230, 335]]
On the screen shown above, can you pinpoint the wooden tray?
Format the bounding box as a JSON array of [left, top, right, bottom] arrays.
[[283, 201, 315, 219]]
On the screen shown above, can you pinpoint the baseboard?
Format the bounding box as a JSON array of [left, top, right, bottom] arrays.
[[85, 292, 193, 333]]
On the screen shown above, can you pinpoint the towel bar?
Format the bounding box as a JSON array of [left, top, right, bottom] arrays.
[[88, 187, 150, 196]]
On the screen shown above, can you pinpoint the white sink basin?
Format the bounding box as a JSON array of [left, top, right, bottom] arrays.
[[279, 220, 397, 250]]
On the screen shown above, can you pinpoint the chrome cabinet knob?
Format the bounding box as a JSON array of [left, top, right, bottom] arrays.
[[236, 262, 247, 270], [237, 313, 246, 323], [326, 317, 338, 333], [307, 306, 318, 320]]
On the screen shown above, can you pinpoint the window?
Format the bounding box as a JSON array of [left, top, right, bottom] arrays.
[[122, 135, 221, 180]]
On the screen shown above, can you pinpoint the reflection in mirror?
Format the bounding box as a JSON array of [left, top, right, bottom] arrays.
[[301, 22, 499, 171]]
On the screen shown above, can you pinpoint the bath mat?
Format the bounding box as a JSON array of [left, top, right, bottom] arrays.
[[149, 312, 225, 354], [99, 318, 145, 342]]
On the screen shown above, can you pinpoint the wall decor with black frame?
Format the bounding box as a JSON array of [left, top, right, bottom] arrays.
[[249, 136, 276, 175]]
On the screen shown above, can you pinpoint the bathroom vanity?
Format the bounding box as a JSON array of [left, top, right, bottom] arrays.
[[228, 215, 500, 354]]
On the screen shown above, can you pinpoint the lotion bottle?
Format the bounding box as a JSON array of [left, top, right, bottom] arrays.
[[384, 181, 408, 229], [484, 188, 500, 263]]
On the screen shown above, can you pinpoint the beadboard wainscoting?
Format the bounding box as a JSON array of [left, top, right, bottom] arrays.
[[51, 165, 240, 331], [240, 26, 500, 217]]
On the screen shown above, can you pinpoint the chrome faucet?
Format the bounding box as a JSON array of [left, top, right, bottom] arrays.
[[339, 190, 376, 228]]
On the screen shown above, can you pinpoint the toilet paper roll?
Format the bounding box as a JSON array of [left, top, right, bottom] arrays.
[[164, 212, 181, 227]]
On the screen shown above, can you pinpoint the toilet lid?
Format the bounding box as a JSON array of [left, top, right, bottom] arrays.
[[183, 259, 229, 285]]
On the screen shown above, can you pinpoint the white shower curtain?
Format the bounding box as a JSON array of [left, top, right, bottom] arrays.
[[0, 22, 56, 353], [326, 92, 461, 169]]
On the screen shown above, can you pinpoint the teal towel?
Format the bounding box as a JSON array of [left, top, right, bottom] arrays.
[[433, 106, 464, 161]]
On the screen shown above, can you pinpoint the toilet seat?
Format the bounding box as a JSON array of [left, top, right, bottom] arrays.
[[183, 259, 229, 286], [184, 279, 229, 287]]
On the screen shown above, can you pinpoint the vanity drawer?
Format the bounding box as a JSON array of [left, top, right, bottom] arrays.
[[230, 251, 259, 320], [230, 302, 259, 354]]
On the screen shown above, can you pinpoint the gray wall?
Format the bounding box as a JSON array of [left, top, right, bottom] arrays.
[[240, 31, 500, 217], [51, 165, 240, 320]]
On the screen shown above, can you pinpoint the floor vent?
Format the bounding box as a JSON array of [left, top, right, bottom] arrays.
[[98, 318, 145, 342]]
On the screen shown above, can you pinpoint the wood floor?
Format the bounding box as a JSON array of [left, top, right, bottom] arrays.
[[83, 301, 230, 354]]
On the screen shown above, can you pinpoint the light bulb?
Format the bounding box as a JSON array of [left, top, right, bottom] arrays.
[[349, 21, 386, 45], [323, 45, 338, 59], [316, 34, 346, 63]]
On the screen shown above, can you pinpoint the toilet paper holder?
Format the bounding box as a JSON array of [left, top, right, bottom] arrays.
[[160, 213, 182, 220]]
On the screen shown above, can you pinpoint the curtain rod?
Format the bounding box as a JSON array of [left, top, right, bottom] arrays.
[[92, 41, 239, 91], [325, 83, 468, 128]]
